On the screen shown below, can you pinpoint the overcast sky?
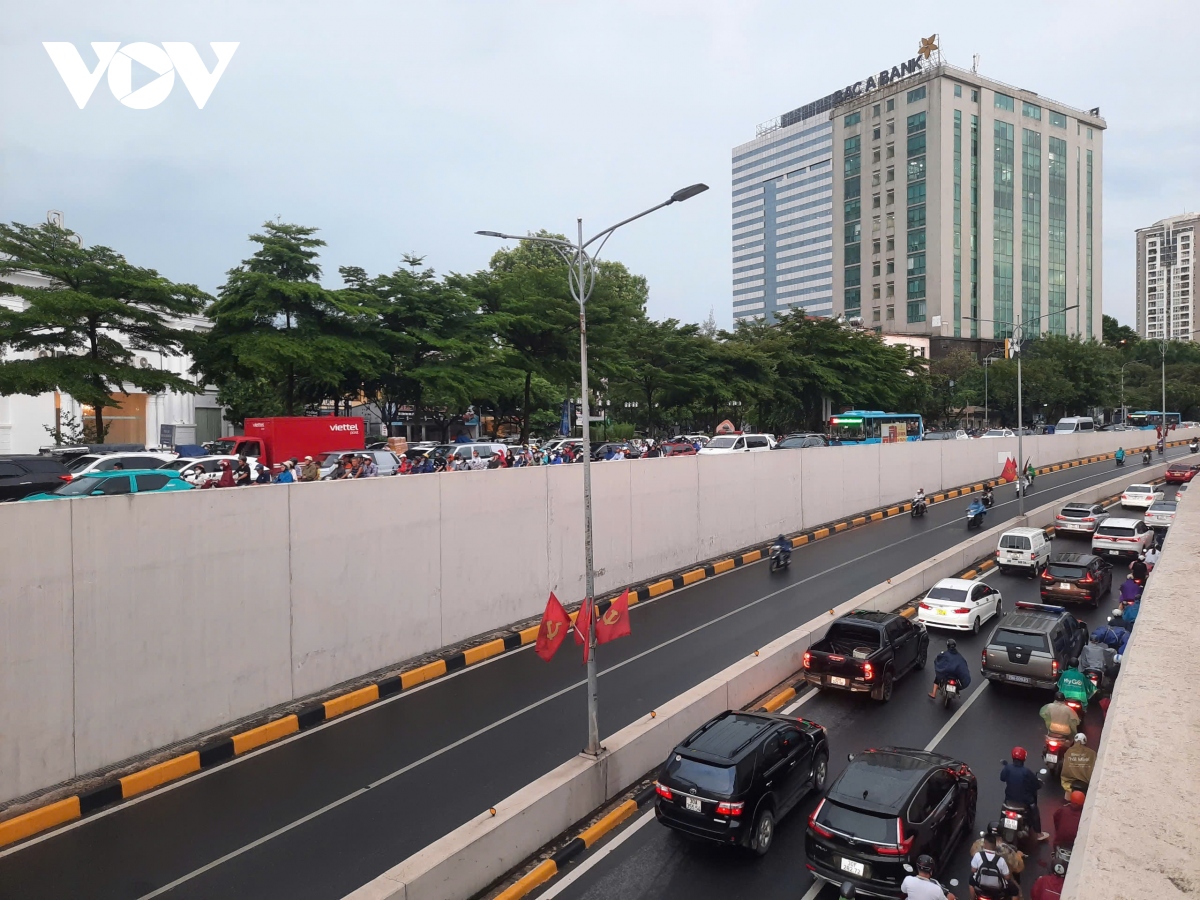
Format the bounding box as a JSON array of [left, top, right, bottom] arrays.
[[3, 0, 1197, 329]]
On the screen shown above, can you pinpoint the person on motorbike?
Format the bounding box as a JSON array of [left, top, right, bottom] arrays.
[[1191, 438, 1199, 454], [1030, 861, 1067, 900], [982, 484, 994, 506], [1052, 790, 1086, 852], [771, 534, 791, 566], [1026, 461, 1037, 485], [929, 639, 971, 699], [1118, 573, 1142, 607], [1115, 446, 1126, 465], [913, 488, 928, 513], [1001, 747, 1049, 841], [1060, 736, 1096, 798], [1079, 634, 1115, 681], [1144, 544, 1160, 568], [1058, 658, 1097, 708], [1040, 692, 1081, 739], [1143, 449, 1152, 465], [1119, 595, 1141, 631], [1131, 554, 1149, 584], [969, 824, 1017, 899], [967, 497, 987, 522], [902, 854, 957, 900], [1091, 622, 1130, 655]]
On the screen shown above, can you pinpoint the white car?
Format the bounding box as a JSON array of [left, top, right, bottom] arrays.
[[1120, 484, 1164, 509], [1144, 500, 1177, 530], [1091, 517, 1155, 561], [980, 429, 1016, 439], [66, 450, 178, 476], [161, 455, 244, 486], [917, 577, 1004, 633], [697, 433, 775, 454]]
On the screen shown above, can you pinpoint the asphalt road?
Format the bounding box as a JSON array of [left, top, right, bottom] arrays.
[[529, 487, 1179, 900], [0, 451, 1182, 900]]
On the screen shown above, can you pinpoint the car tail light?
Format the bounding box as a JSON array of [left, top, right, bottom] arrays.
[[654, 781, 672, 800], [58, 474, 72, 482], [875, 819, 914, 855], [919, 602, 932, 610], [808, 800, 833, 838], [1052, 659, 1060, 676], [716, 801, 744, 817], [862, 661, 874, 681], [982, 649, 988, 668], [953, 607, 971, 614], [1083, 516, 1095, 522], [1040, 570, 1054, 582], [1080, 573, 1095, 584], [995, 549, 1000, 556], [802, 650, 811, 669]]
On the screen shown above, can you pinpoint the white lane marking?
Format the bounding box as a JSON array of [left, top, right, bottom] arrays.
[[537, 807, 657, 899], [783, 690, 818, 714], [925, 681, 990, 752], [800, 881, 826, 900]]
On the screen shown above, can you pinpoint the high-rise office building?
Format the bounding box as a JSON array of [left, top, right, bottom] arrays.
[[1136, 213, 1197, 341], [830, 62, 1105, 342]]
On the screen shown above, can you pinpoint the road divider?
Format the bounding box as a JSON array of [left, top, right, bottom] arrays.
[[0, 445, 1178, 854], [344, 460, 1174, 900]]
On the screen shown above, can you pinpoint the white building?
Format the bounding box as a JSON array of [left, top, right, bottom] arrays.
[[0, 268, 226, 454], [1136, 213, 1197, 341]]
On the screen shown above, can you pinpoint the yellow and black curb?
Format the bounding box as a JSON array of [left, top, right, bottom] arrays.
[[0, 444, 1179, 850], [492, 783, 658, 900]]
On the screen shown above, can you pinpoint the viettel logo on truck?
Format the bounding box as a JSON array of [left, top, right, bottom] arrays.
[[329, 423, 361, 433]]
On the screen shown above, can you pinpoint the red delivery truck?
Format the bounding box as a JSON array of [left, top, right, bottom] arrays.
[[210, 417, 365, 467]]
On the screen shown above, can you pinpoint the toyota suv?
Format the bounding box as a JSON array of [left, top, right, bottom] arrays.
[[654, 710, 828, 856], [805, 747, 978, 897], [980, 602, 1087, 690]]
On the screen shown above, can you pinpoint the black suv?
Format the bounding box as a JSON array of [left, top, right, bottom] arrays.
[[1040, 553, 1113, 607], [805, 747, 978, 898], [0, 455, 72, 502], [654, 710, 828, 856]]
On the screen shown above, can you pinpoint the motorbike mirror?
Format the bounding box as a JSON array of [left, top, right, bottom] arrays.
[[847, 753, 856, 762], [902, 864, 913, 874], [949, 879, 959, 887]]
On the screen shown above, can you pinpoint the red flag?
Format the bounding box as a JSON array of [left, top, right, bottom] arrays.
[[534, 592, 571, 662], [574, 598, 593, 664], [596, 589, 632, 644], [1001, 456, 1017, 483]]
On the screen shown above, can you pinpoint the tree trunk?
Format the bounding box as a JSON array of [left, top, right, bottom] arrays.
[[645, 385, 654, 437], [94, 404, 106, 445], [521, 370, 532, 444], [286, 368, 295, 416], [88, 322, 105, 444]]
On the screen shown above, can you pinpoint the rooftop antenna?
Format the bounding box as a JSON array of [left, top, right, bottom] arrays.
[[972, 53, 980, 74]]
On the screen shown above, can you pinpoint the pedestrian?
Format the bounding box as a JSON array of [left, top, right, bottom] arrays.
[[300, 455, 319, 482], [216, 460, 235, 488], [234, 455, 252, 487]]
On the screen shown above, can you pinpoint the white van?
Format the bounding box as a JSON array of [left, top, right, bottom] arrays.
[[697, 433, 776, 455], [1054, 416, 1095, 434], [996, 527, 1051, 575]]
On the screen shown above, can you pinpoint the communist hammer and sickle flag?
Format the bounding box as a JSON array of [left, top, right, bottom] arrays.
[[535, 592, 571, 661], [596, 589, 632, 645]]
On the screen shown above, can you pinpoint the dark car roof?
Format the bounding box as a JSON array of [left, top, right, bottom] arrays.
[[839, 610, 897, 626], [1051, 552, 1100, 565], [680, 712, 776, 763], [0, 455, 69, 472], [828, 748, 954, 815]]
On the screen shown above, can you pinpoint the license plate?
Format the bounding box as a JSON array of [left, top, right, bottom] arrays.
[[936, 609, 947, 615], [1045, 753, 1058, 763], [1059, 583, 1072, 590], [1006, 674, 1032, 684], [685, 797, 701, 813], [829, 676, 848, 687], [946, 683, 958, 694], [840, 858, 866, 877]]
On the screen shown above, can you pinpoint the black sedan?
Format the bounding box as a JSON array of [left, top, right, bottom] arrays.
[[805, 747, 977, 898]]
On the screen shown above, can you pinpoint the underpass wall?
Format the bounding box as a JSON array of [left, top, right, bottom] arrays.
[[0, 428, 1193, 804]]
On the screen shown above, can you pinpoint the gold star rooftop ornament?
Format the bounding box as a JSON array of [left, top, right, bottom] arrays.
[[919, 35, 938, 60]]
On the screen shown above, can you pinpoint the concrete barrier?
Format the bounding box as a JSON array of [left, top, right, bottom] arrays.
[[0, 429, 1190, 806], [343, 461, 1177, 900]]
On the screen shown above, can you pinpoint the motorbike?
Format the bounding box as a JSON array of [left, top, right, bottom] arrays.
[[911, 497, 927, 518], [768, 545, 791, 573], [981, 488, 995, 508], [937, 677, 961, 709], [1143, 452, 1152, 466], [1115, 455, 1126, 467], [1191, 441, 1199, 454], [966, 507, 987, 529], [1042, 732, 1074, 777], [1064, 696, 1086, 724], [999, 801, 1032, 846]]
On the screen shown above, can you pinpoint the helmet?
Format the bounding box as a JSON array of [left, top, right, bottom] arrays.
[[984, 822, 1001, 840], [946, 639, 957, 652], [1011, 746, 1028, 761], [1074, 733, 1087, 744], [915, 854, 935, 873], [1055, 691, 1066, 701], [1069, 657, 1080, 669], [1070, 790, 1086, 807], [1053, 861, 1067, 876]]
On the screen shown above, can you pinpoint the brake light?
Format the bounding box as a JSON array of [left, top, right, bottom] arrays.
[[1080, 573, 1095, 584], [919, 602, 932, 610], [1083, 517, 1095, 522], [803, 650, 811, 669], [716, 801, 744, 817], [58, 474, 72, 482], [1040, 570, 1054, 582], [953, 607, 971, 614], [1046, 738, 1066, 749], [862, 661, 874, 681], [1052, 659, 1060, 676], [655, 781, 672, 800], [808, 799, 833, 837], [875, 819, 914, 855], [982, 649, 988, 668]]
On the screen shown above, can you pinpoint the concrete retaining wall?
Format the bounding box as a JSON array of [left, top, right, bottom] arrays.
[[343, 463, 1175, 900], [0, 429, 1189, 805]]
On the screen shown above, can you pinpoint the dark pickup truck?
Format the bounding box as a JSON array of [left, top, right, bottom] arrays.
[[801, 610, 929, 703]]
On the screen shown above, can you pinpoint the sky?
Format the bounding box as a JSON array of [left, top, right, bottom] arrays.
[[2, 0, 1198, 329]]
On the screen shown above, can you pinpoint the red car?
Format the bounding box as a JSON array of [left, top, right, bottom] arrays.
[[661, 440, 698, 457], [1164, 463, 1200, 484]]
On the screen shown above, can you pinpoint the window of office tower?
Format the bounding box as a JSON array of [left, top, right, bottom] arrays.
[[906, 110, 927, 323], [1086, 149, 1093, 334], [845, 134, 862, 313], [953, 110, 962, 336], [1048, 137, 1068, 334], [993, 121, 1015, 336], [970, 114, 980, 337], [1021, 128, 1042, 331]]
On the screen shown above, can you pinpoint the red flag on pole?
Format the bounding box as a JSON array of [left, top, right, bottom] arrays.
[[574, 598, 593, 664], [1001, 456, 1017, 483], [534, 592, 571, 662], [596, 589, 632, 644]]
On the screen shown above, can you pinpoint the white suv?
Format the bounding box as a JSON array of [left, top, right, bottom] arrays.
[[697, 433, 776, 455], [1091, 517, 1155, 561]]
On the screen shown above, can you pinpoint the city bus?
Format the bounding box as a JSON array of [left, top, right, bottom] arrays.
[[828, 410, 924, 444], [1127, 411, 1181, 431]]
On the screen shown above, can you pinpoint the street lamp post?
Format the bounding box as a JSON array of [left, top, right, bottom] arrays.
[[1118, 360, 1133, 427], [982, 350, 1002, 427], [477, 183, 708, 755]]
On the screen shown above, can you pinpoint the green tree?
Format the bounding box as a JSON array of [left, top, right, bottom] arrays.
[[612, 318, 710, 436], [1102, 314, 1139, 346], [0, 221, 207, 441], [195, 222, 384, 416]]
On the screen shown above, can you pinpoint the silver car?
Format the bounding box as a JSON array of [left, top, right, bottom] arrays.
[[317, 449, 401, 478], [1144, 500, 1177, 530]]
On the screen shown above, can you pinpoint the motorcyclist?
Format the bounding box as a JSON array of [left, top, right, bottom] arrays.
[[1091, 622, 1130, 655], [1131, 555, 1149, 584], [1040, 692, 1081, 739], [1144, 544, 1161, 568], [914, 488, 928, 512], [1001, 747, 1049, 841], [901, 854, 957, 900], [1079, 634, 1116, 681], [982, 484, 994, 506], [1119, 573, 1143, 604], [1026, 461, 1037, 485], [1058, 658, 1097, 708], [1053, 790, 1086, 852], [1115, 446, 1126, 465], [1143, 449, 1152, 465], [1119, 595, 1141, 631], [1191, 438, 1199, 454], [1060, 736, 1096, 798], [1030, 861, 1067, 900], [967, 497, 987, 523], [969, 824, 1015, 899], [771, 534, 791, 566], [929, 639, 971, 699]]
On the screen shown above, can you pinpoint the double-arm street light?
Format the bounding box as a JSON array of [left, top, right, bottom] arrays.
[[477, 182, 709, 755]]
